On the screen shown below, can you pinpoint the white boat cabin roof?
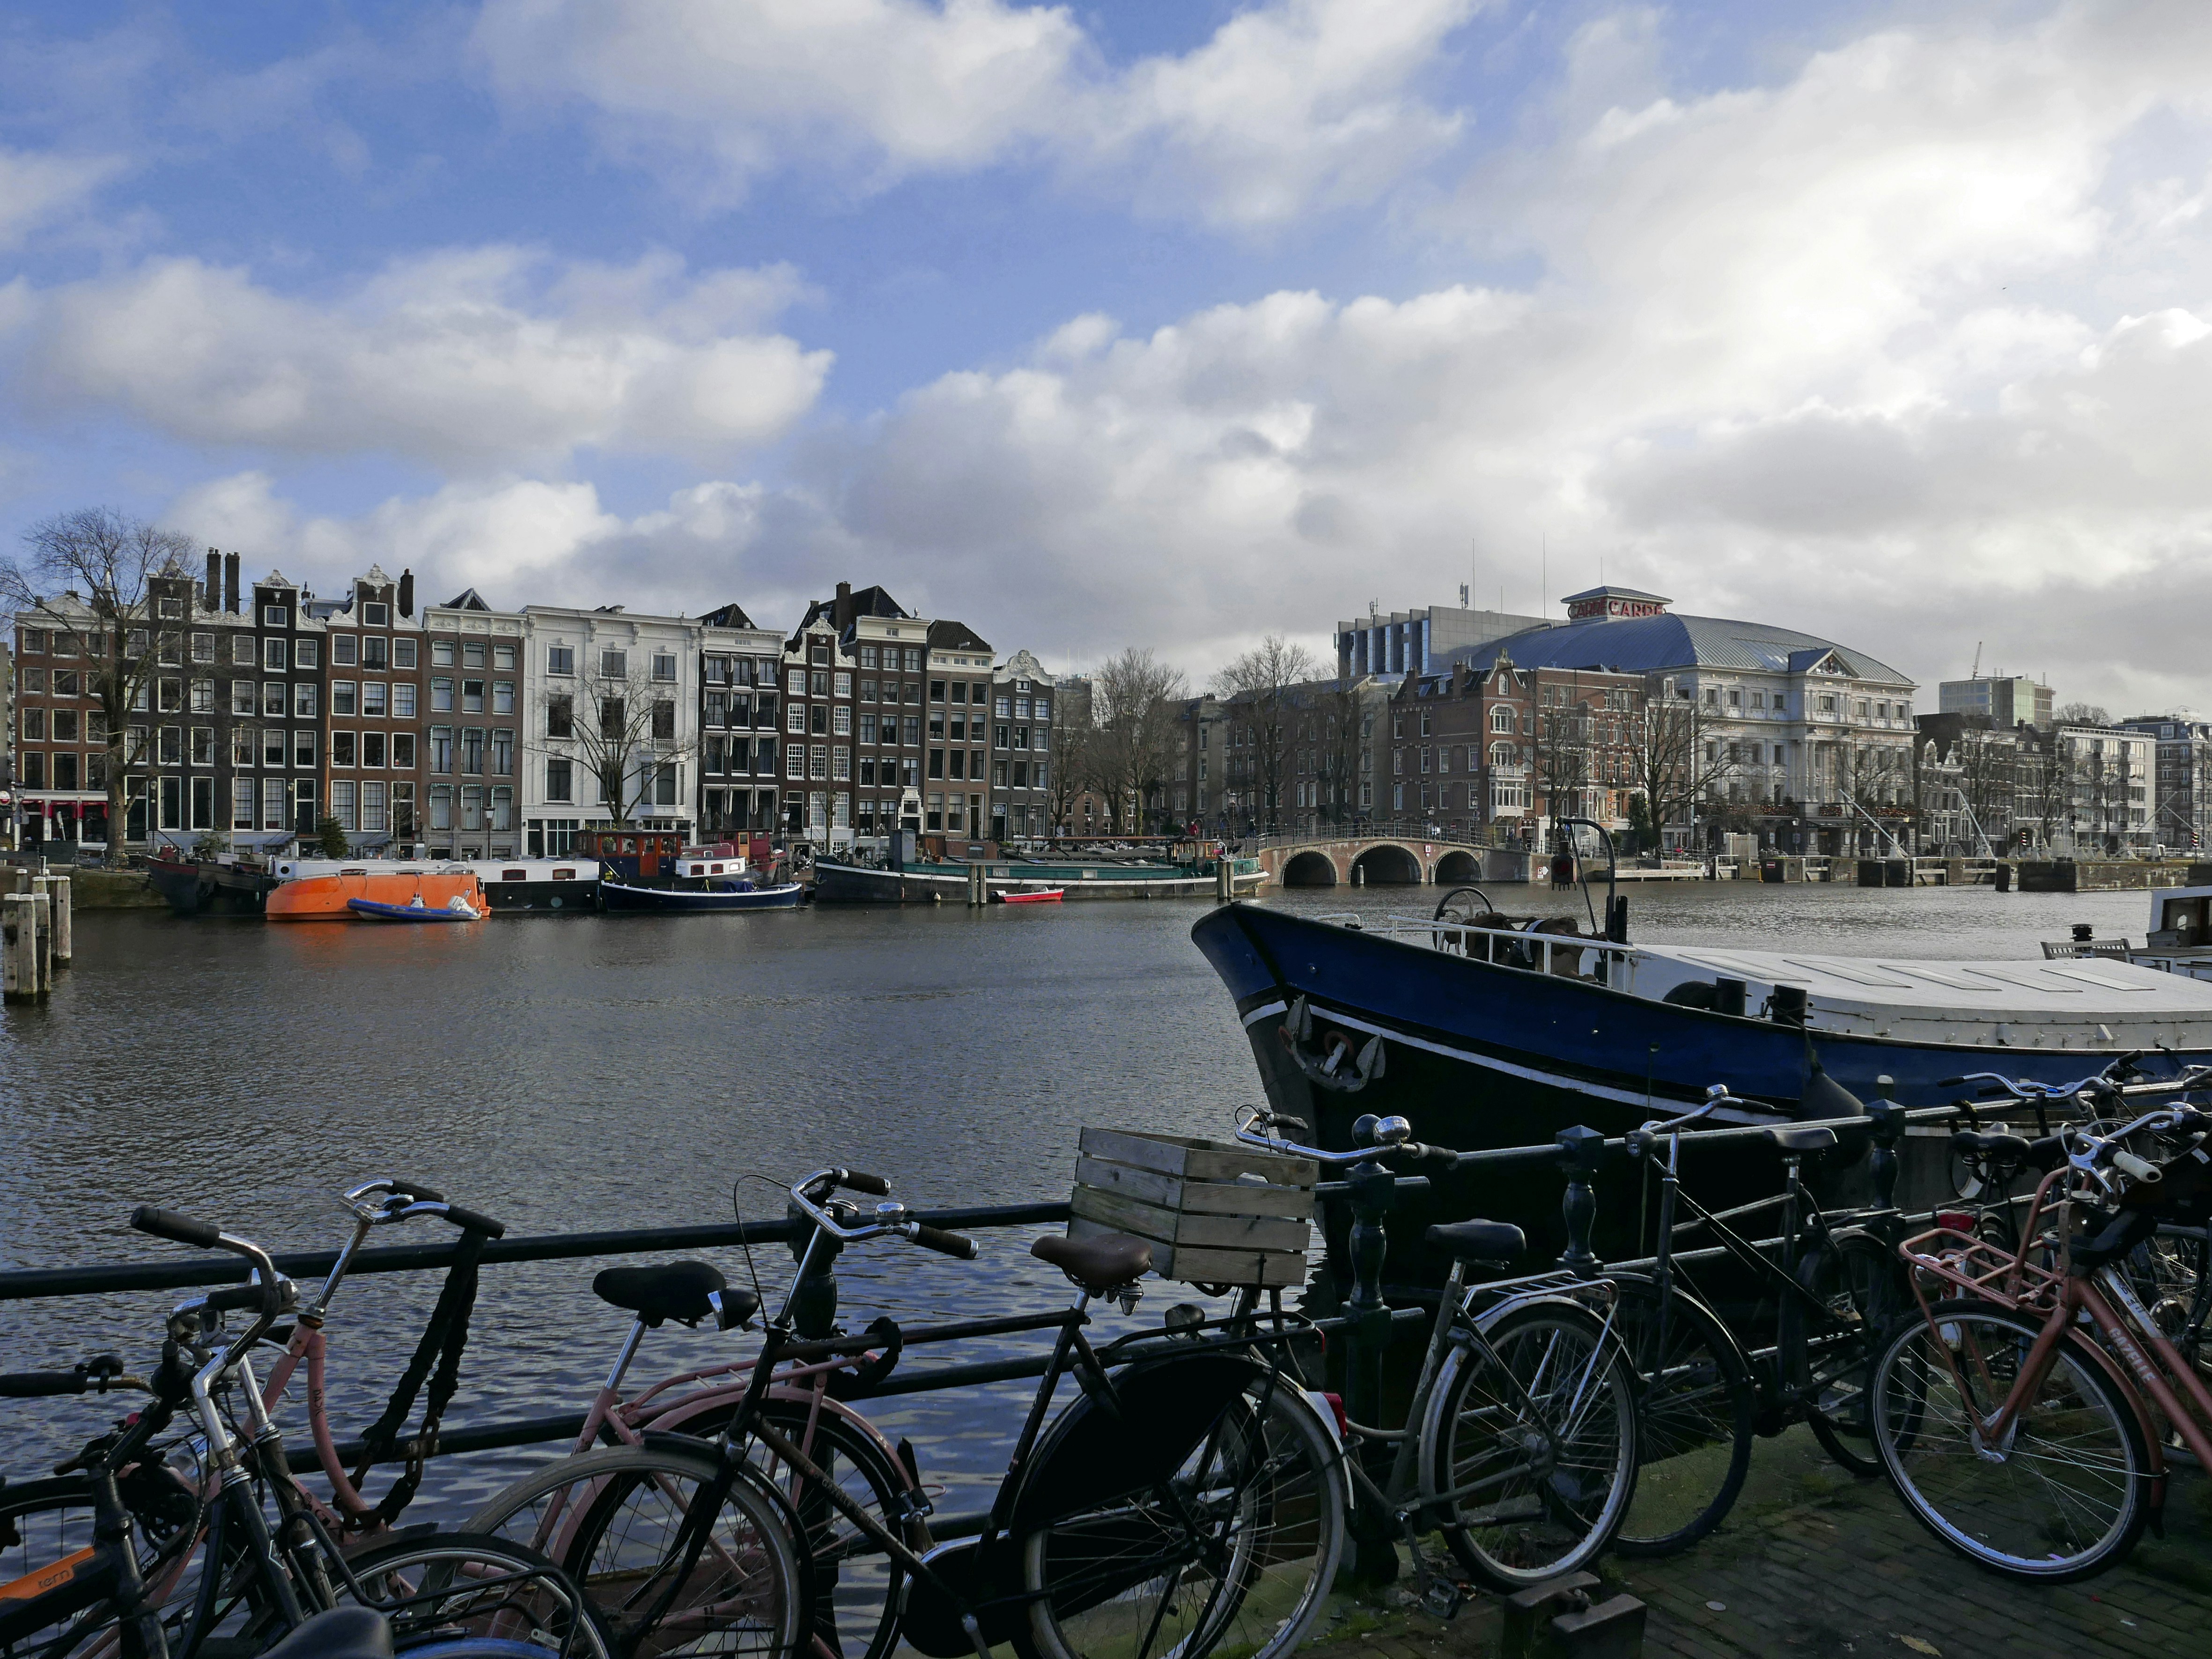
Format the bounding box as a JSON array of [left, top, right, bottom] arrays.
[[1649, 946, 2212, 1015]]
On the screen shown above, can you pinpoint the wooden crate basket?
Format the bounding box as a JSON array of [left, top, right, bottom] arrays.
[[1066, 1127, 1317, 1290]]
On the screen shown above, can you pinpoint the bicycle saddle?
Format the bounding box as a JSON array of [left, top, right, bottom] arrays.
[[1032, 1232, 1153, 1294], [1951, 1130, 2032, 1160], [1424, 1220, 1525, 1264], [592, 1261, 759, 1329], [1765, 1126, 1837, 1155], [261, 1608, 391, 1659]]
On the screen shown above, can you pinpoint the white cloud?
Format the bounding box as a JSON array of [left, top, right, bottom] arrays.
[[0, 147, 124, 247], [471, 0, 1482, 226], [16, 247, 830, 468]]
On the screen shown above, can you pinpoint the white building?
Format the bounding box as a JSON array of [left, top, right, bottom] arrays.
[[519, 604, 702, 856]]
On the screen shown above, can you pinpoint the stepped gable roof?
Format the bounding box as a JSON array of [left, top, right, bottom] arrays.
[[927, 617, 991, 654], [1450, 612, 1913, 688]]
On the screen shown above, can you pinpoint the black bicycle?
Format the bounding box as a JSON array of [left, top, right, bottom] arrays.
[[0, 1206, 609, 1659], [466, 1165, 1346, 1659]]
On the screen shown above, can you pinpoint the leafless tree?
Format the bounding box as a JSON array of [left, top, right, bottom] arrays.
[[2023, 732, 2073, 849], [1093, 648, 1187, 833], [1313, 678, 1372, 827], [1842, 741, 1912, 853], [1045, 676, 1096, 834], [531, 664, 675, 828], [2055, 700, 2112, 727], [1628, 694, 1735, 846], [0, 509, 197, 863], [1531, 684, 1594, 824], [1211, 634, 1320, 832]]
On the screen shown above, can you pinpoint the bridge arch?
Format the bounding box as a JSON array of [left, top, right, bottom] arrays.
[[1352, 843, 1423, 885], [1434, 848, 1480, 885], [1281, 849, 1339, 887]]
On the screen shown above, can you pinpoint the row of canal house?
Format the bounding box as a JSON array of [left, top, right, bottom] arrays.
[[9, 561, 1061, 857]]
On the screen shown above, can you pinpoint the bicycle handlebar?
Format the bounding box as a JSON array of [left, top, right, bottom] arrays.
[[1233, 1105, 1463, 1166], [1936, 1061, 2212, 1103], [785, 1170, 980, 1260], [0, 1357, 149, 1399], [132, 1206, 221, 1249]]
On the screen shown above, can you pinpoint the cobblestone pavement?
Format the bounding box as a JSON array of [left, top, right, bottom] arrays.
[[1301, 1428, 2212, 1659]]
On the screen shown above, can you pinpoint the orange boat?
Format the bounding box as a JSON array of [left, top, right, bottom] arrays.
[[266, 868, 487, 922]]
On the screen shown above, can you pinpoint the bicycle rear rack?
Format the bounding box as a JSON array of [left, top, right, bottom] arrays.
[[1898, 1224, 2064, 1313]]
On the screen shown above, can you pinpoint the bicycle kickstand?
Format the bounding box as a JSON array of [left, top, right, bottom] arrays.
[[1394, 1512, 1471, 1620]]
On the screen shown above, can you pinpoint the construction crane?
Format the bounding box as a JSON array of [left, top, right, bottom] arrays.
[[1970, 641, 1983, 678]]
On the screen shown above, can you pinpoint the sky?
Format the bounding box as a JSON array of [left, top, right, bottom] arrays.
[[3, 0, 2212, 712]]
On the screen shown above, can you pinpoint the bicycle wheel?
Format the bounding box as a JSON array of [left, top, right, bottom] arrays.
[[1793, 1230, 1899, 1477], [1431, 1301, 1639, 1593], [1872, 1299, 2151, 1581], [325, 1532, 616, 1659], [0, 1469, 216, 1659], [1602, 1276, 1754, 1557], [1018, 1374, 1344, 1659], [465, 1443, 810, 1659]]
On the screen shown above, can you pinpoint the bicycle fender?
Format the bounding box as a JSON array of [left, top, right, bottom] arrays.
[[1005, 1351, 1267, 1535]]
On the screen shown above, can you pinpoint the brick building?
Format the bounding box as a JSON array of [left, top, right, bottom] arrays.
[[697, 602, 785, 839], [988, 649, 1055, 842]]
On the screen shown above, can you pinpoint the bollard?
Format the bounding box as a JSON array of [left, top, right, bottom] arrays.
[[1554, 1125, 1606, 1271], [3, 893, 45, 1003], [47, 875, 71, 968]]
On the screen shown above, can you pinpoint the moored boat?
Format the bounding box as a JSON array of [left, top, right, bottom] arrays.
[[992, 887, 1064, 904], [815, 848, 1260, 904], [272, 856, 600, 913], [147, 856, 282, 917], [267, 868, 486, 922], [347, 895, 484, 923], [598, 877, 804, 913]]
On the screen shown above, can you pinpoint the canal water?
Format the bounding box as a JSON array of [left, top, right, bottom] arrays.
[[0, 880, 2153, 1519]]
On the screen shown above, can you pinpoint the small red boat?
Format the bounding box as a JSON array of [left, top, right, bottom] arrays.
[[993, 887, 1064, 905]]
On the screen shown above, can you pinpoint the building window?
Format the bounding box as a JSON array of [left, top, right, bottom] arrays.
[[293, 683, 317, 718], [546, 758, 573, 802], [190, 726, 214, 766], [652, 700, 675, 740], [332, 635, 358, 667], [833, 706, 852, 737], [294, 729, 316, 768], [652, 652, 677, 682], [362, 781, 389, 833], [332, 731, 356, 767], [333, 681, 357, 716], [787, 702, 806, 734], [263, 681, 285, 717], [493, 679, 515, 715], [462, 729, 486, 774], [598, 649, 627, 678], [543, 643, 573, 676], [363, 731, 387, 768], [787, 745, 806, 779], [261, 725, 285, 767], [429, 784, 453, 832], [432, 677, 454, 713], [363, 681, 388, 718], [464, 642, 486, 669], [332, 781, 357, 832], [463, 677, 485, 714], [430, 726, 453, 773]]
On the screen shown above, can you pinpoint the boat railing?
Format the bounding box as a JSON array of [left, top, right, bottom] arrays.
[[1322, 911, 1655, 993]]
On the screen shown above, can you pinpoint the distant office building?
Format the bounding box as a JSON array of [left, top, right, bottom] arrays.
[[1336, 602, 1551, 680], [2116, 716, 2212, 851], [1939, 675, 2053, 731]]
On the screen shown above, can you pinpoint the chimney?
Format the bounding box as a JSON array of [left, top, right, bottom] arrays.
[[398, 568, 414, 618], [224, 552, 240, 614], [205, 547, 221, 611], [835, 580, 852, 628]]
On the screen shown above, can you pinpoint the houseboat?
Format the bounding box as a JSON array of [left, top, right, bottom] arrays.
[[596, 844, 804, 913], [269, 856, 600, 914], [814, 839, 1262, 903], [147, 855, 283, 917], [267, 865, 487, 922], [2066, 885, 2212, 981]]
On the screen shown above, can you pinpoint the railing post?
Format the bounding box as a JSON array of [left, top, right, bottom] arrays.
[[1341, 1115, 1402, 1583], [1866, 1074, 1903, 1211], [1555, 1125, 1605, 1271]]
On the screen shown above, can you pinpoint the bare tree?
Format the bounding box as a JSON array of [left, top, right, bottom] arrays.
[[0, 509, 197, 863], [2055, 700, 2112, 727], [1842, 741, 1911, 854], [1211, 635, 1320, 833], [1314, 678, 1371, 827], [1093, 648, 1187, 834], [2022, 732, 2073, 849], [1628, 695, 1735, 848], [1045, 676, 1096, 834], [532, 663, 676, 829]]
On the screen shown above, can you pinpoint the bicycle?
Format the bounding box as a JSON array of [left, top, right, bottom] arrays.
[[1871, 1091, 2212, 1579], [1233, 1108, 1640, 1602], [467, 1164, 1346, 1659], [0, 1205, 610, 1659]]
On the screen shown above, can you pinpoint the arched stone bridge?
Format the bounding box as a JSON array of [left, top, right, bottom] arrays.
[[1252, 828, 1534, 889]]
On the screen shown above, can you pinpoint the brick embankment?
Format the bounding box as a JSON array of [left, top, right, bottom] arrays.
[[1304, 1429, 2211, 1659], [62, 868, 163, 908]]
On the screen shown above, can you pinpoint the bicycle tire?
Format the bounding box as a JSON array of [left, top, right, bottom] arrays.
[[1601, 1274, 1754, 1557], [324, 1531, 617, 1659], [464, 1442, 811, 1659], [1016, 1364, 1344, 1659], [1792, 1230, 1898, 1477], [1430, 1300, 1639, 1593], [0, 1468, 218, 1659], [656, 1395, 914, 1659], [1871, 1299, 2152, 1581]]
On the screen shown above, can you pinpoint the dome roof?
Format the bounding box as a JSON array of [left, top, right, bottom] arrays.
[[1448, 612, 1913, 688]]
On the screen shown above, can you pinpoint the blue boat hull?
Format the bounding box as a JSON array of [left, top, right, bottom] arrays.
[[599, 879, 804, 913], [1189, 903, 2212, 1281]]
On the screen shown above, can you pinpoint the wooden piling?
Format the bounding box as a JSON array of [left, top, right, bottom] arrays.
[[1215, 857, 1234, 901], [48, 876, 71, 968], [967, 862, 987, 907], [3, 893, 45, 1003]]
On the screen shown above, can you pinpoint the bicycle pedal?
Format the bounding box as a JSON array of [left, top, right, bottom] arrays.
[[1418, 1580, 1469, 1620]]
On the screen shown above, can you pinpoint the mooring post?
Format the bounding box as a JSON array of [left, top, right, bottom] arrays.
[[44, 875, 71, 969], [1215, 854, 1233, 901], [3, 893, 44, 1003], [967, 862, 986, 906], [1556, 1124, 1606, 1271]]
